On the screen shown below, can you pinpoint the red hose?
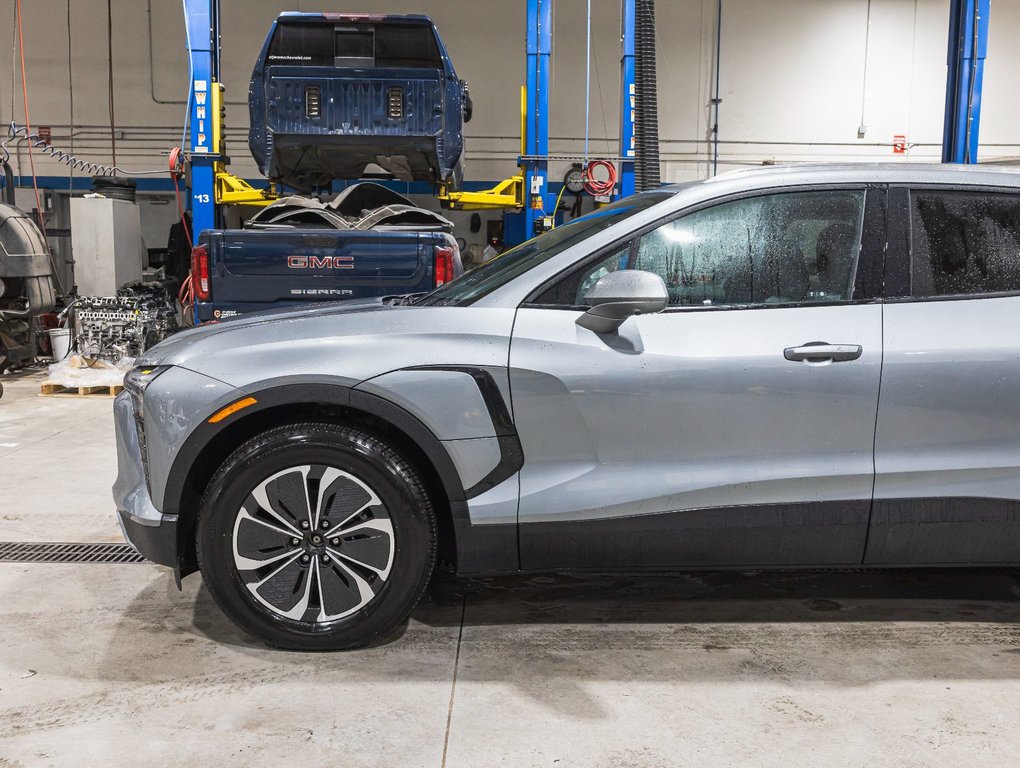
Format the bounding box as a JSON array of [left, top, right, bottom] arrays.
[[169, 146, 194, 321], [583, 160, 618, 197]]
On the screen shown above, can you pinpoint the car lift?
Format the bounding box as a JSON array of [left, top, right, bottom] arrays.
[[437, 0, 637, 244], [179, 0, 986, 246], [182, 0, 275, 242], [181, 0, 638, 245], [942, 0, 990, 164]]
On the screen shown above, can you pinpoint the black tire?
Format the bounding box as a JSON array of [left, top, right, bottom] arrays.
[[196, 422, 437, 650]]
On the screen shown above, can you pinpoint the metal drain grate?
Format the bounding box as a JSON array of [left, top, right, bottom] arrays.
[[0, 541, 147, 564]]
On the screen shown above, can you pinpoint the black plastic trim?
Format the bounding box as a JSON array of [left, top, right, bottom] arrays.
[[865, 496, 1020, 565], [118, 509, 178, 570], [520, 500, 871, 570], [884, 186, 912, 298]]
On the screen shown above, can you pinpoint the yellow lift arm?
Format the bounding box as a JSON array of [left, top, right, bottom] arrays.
[[437, 87, 528, 212], [209, 83, 278, 207]]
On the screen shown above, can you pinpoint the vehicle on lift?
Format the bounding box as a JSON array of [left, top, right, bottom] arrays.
[[249, 12, 472, 192], [191, 183, 462, 321], [115, 164, 1020, 650]]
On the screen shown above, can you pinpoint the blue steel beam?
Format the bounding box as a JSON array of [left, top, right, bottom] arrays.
[[183, 0, 219, 239], [942, 0, 990, 164], [619, 0, 636, 197], [522, 0, 554, 241]]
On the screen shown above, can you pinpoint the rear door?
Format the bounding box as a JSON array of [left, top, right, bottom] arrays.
[[511, 187, 887, 570], [868, 186, 1020, 564]]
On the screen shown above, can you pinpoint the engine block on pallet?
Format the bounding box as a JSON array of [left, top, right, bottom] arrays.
[[72, 283, 178, 362]]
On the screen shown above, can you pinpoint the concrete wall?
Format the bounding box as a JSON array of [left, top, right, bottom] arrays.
[[4, 0, 1019, 187]]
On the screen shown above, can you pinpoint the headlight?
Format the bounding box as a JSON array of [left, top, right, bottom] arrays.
[[123, 365, 170, 492], [123, 365, 170, 399]]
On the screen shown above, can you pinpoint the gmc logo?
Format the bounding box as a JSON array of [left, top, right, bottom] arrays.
[[287, 255, 355, 269]]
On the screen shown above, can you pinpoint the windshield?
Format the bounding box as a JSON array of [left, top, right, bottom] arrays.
[[417, 191, 672, 307]]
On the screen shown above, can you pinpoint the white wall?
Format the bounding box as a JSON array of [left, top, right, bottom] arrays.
[[1, 0, 1017, 189]]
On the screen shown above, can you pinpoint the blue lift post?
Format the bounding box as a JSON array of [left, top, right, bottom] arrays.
[[619, 0, 637, 197], [184, 0, 220, 240], [942, 0, 990, 164], [508, 0, 555, 246]]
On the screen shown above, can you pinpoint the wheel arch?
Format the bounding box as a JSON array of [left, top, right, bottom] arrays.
[[166, 383, 468, 578]]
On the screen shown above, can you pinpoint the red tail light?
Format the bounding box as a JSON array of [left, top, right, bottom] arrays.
[[434, 245, 455, 287], [191, 244, 211, 301]]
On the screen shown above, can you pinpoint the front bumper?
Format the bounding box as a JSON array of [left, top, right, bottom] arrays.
[[112, 391, 178, 570]]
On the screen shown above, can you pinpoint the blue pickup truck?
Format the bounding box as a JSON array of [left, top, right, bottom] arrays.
[[249, 12, 471, 191], [190, 184, 463, 322]]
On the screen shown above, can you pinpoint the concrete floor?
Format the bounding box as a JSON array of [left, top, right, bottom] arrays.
[[3, 369, 1020, 766]]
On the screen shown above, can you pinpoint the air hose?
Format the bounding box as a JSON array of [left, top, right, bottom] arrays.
[[634, 0, 661, 191], [1, 122, 168, 177], [583, 160, 618, 197]]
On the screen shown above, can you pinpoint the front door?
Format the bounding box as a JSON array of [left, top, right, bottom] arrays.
[[510, 188, 885, 570]]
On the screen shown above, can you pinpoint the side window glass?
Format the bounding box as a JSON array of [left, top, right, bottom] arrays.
[[911, 191, 1020, 297], [635, 190, 865, 307], [574, 246, 631, 304]]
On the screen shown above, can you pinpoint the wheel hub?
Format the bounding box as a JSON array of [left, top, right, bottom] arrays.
[[231, 464, 395, 624]]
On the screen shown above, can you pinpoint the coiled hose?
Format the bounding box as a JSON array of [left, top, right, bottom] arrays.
[[1, 122, 167, 177], [634, 0, 661, 191]]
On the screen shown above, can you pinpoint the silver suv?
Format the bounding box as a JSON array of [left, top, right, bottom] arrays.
[[114, 163, 1020, 649]]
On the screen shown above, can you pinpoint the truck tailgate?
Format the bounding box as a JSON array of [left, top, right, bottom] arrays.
[[213, 230, 430, 304]]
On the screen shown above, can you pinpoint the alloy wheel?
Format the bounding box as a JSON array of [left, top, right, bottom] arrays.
[[231, 464, 395, 624]]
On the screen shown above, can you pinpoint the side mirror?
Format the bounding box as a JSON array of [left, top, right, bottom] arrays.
[[576, 269, 668, 334]]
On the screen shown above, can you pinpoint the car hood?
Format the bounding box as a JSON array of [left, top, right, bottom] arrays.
[[137, 297, 393, 367], [136, 298, 517, 392]]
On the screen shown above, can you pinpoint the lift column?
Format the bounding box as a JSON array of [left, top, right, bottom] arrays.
[[619, 0, 637, 197], [521, 0, 555, 242], [184, 0, 220, 237], [942, 0, 990, 164]]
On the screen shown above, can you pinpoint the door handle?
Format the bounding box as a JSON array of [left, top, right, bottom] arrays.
[[783, 343, 863, 363]]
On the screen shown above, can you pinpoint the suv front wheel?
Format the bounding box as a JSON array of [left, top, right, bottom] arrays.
[[196, 422, 437, 650]]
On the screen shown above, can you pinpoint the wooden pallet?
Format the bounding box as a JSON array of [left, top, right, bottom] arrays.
[[39, 382, 124, 398]]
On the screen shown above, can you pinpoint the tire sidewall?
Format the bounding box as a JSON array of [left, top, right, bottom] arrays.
[[198, 424, 435, 650]]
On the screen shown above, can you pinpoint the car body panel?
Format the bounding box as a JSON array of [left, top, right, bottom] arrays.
[[443, 437, 503, 491], [510, 303, 883, 568], [354, 369, 498, 440], [869, 295, 1020, 564], [142, 305, 516, 393], [140, 366, 242, 512]]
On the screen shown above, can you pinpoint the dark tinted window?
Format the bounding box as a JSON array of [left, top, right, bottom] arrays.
[[911, 191, 1020, 296], [267, 24, 334, 66], [374, 24, 442, 68], [335, 28, 374, 62], [268, 22, 441, 69]]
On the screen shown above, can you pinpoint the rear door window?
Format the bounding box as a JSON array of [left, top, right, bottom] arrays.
[[910, 190, 1020, 297], [374, 24, 442, 68], [267, 24, 334, 66], [269, 22, 441, 69]]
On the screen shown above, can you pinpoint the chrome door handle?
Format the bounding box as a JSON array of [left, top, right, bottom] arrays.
[[784, 343, 863, 363]]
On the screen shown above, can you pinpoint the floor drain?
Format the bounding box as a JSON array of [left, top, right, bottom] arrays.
[[0, 541, 147, 564]]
